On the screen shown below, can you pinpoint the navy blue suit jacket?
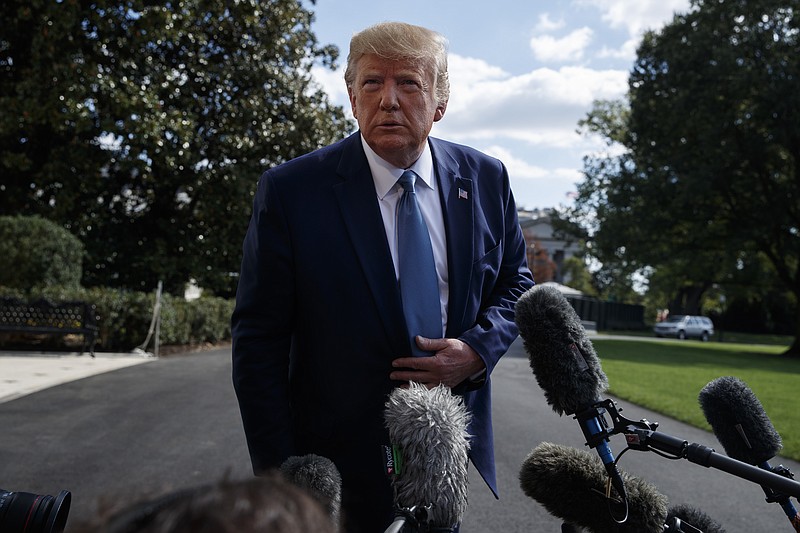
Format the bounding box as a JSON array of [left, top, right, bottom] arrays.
[[232, 132, 533, 507]]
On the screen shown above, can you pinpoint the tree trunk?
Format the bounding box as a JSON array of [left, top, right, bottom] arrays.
[[669, 284, 709, 315], [785, 338, 800, 357], [684, 283, 710, 315], [783, 313, 800, 357]]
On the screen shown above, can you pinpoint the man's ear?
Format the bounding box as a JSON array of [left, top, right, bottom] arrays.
[[434, 101, 448, 122], [348, 86, 358, 119]]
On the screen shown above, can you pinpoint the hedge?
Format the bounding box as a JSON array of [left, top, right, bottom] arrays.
[[0, 285, 234, 352], [0, 215, 84, 289]]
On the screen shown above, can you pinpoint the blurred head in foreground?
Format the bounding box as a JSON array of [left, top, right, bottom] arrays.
[[73, 472, 337, 533]]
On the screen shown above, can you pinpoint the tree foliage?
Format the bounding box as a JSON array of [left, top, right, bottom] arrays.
[[564, 0, 800, 353], [560, 255, 600, 298], [1, 0, 354, 296]]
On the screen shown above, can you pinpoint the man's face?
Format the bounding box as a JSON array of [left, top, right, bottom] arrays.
[[348, 54, 447, 169]]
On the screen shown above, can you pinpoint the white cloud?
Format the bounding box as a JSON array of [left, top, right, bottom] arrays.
[[478, 145, 587, 210], [530, 27, 594, 63], [596, 37, 641, 62], [445, 55, 508, 86], [534, 13, 566, 33], [310, 64, 349, 106], [440, 54, 628, 148], [481, 145, 583, 186], [481, 145, 550, 179], [577, 0, 691, 37]]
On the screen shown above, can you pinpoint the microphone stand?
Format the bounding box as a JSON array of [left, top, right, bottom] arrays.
[[383, 505, 455, 533], [758, 463, 800, 532], [561, 518, 704, 532], [384, 505, 425, 533], [591, 398, 800, 501], [664, 516, 704, 532], [573, 404, 629, 523]]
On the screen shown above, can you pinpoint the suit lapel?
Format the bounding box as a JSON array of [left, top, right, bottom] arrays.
[[332, 135, 407, 349], [430, 139, 474, 337]]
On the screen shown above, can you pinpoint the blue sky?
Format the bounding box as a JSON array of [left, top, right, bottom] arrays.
[[303, 0, 692, 210]]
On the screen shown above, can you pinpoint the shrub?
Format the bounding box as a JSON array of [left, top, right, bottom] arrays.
[[0, 285, 233, 352], [0, 215, 84, 289]]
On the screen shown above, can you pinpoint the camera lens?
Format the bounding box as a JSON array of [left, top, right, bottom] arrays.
[[0, 489, 71, 533]]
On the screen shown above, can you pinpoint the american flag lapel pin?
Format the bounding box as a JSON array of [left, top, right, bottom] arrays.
[[458, 188, 468, 200]]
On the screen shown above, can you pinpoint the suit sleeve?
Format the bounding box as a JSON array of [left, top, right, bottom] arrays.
[[458, 162, 534, 387], [231, 171, 296, 474]]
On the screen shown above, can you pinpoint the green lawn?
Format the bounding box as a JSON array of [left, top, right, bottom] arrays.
[[592, 338, 800, 462]]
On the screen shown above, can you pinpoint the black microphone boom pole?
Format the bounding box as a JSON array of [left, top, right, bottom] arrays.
[[542, 401, 800, 525], [597, 397, 800, 500]]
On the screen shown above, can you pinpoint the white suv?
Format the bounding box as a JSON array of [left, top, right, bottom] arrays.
[[653, 315, 715, 341]]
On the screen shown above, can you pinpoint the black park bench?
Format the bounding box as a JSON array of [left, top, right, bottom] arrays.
[[0, 298, 99, 356]]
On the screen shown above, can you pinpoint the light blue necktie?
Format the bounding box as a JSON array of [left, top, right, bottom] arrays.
[[397, 169, 441, 357]]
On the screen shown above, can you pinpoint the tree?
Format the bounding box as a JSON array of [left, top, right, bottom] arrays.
[[1, 0, 354, 296], [560, 255, 598, 297], [564, 0, 800, 354], [528, 238, 557, 283]]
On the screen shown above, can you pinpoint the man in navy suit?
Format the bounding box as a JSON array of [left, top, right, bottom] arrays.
[[232, 21, 534, 533]]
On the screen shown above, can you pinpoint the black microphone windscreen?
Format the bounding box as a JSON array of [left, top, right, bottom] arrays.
[[280, 454, 342, 523], [520, 442, 668, 533], [698, 376, 782, 465], [666, 503, 727, 533], [384, 382, 471, 528], [515, 284, 608, 415]]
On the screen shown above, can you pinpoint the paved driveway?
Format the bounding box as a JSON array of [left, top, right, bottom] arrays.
[[1, 342, 797, 532]]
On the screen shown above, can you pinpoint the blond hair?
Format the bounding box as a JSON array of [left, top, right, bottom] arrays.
[[344, 22, 450, 106]]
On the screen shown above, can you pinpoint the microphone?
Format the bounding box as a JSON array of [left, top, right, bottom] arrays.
[[383, 382, 471, 532], [665, 503, 726, 532], [515, 285, 609, 416], [514, 285, 625, 501], [698, 376, 781, 464], [280, 454, 342, 525], [699, 376, 800, 530], [519, 442, 668, 533]]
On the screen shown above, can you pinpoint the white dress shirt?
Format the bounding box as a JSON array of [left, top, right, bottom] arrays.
[[361, 135, 449, 336]]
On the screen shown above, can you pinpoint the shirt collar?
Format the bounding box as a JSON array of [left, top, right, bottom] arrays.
[[360, 135, 435, 200]]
